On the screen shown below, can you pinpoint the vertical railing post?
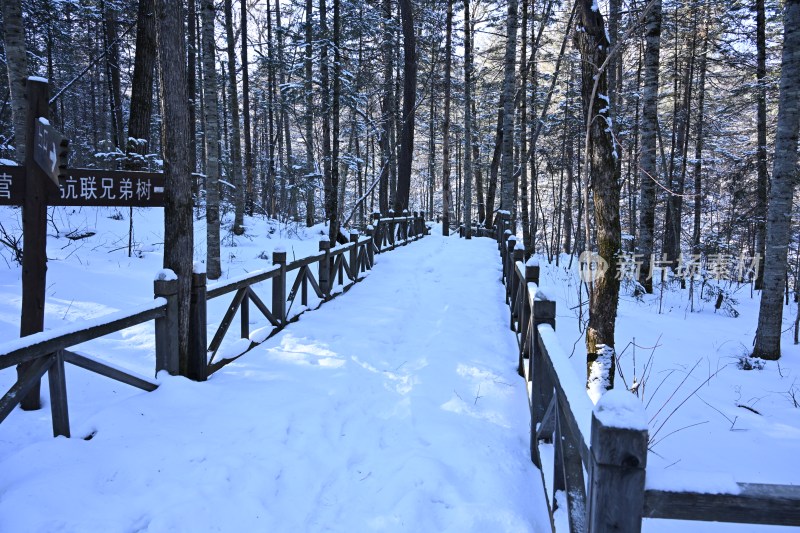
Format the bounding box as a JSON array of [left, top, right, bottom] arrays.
[[420, 211, 427, 235], [517, 260, 539, 376], [412, 211, 418, 239], [272, 249, 287, 325], [366, 224, 376, 266], [505, 236, 517, 303], [587, 393, 648, 533], [241, 287, 250, 340], [372, 213, 382, 254], [511, 248, 525, 330], [154, 273, 179, 375], [531, 295, 556, 465], [188, 272, 208, 382], [48, 350, 69, 437], [349, 231, 359, 280], [319, 239, 331, 297]]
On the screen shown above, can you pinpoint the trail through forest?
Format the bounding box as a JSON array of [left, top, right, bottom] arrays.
[[0, 233, 551, 532]]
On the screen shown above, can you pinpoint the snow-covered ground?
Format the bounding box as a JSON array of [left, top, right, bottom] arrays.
[[0, 207, 549, 532], [0, 205, 798, 531]]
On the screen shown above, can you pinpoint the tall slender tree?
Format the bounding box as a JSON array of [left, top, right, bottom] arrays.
[[224, 0, 245, 234], [637, 0, 662, 294], [394, 0, 417, 213], [463, 0, 474, 239], [575, 0, 621, 399], [499, 0, 518, 223], [753, 0, 800, 360], [441, 0, 453, 236], [156, 0, 193, 373], [201, 0, 222, 280]]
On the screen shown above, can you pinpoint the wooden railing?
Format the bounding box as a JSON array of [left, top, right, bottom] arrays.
[[0, 299, 163, 438], [487, 215, 800, 531], [0, 213, 428, 437]]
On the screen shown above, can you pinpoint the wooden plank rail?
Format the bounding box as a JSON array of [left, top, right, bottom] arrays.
[[474, 212, 800, 531], [200, 213, 428, 376], [0, 296, 167, 438]]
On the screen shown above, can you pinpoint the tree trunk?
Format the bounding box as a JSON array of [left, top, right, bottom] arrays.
[[378, 0, 393, 215], [156, 0, 193, 373], [463, 0, 474, 239], [441, 0, 453, 236], [320, 0, 334, 238], [241, 0, 254, 215], [2, 0, 28, 163], [201, 0, 222, 280], [753, 0, 800, 360], [486, 102, 503, 229], [304, 0, 316, 226], [330, 0, 341, 243], [224, 0, 245, 234], [692, 15, 709, 253], [473, 98, 486, 227], [499, 0, 518, 224], [394, 0, 416, 214], [187, 0, 197, 179], [575, 0, 621, 400], [127, 0, 157, 170], [754, 0, 768, 289], [103, 2, 125, 150], [636, 0, 662, 294], [519, 0, 530, 252]]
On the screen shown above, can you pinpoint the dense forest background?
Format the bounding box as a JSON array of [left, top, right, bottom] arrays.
[[1, 0, 798, 367]]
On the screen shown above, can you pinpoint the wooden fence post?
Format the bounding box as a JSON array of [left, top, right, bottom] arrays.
[[18, 78, 53, 411], [154, 275, 179, 375], [511, 248, 525, 331], [517, 261, 540, 376], [241, 284, 250, 340], [319, 239, 331, 296], [187, 272, 208, 382], [48, 350, 69, 438], [366, 225, 376, 266], [587, 397, 648, 533], [505, 236, 517, 303], [371, 213, 382, 254], [272, 249, 287, 324], [349, 232, 359, 279], [530, 296, 556, 466], [420, 211, 427, 235]]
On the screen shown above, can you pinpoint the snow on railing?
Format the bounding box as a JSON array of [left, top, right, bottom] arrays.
[[483, 211, 800, 530]]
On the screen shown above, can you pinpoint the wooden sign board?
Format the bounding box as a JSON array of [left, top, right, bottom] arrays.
[[0, 165, 165, 207], [33, 119, 68, 186]]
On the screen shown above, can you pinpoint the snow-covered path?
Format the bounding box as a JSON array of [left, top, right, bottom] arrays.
[[0, 234, 550, 532]]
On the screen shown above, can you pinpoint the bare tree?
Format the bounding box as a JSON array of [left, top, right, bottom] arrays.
[[636, 0, 662, 294], [394, 0, 417, 214], [201, 0, 222, 280], [575, 0, 621, 398], [753, 0, 800, 360], [441, 0, 453, 236], [156, 0, 193, 373]]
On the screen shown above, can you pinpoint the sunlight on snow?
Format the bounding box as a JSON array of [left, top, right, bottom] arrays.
[[265, 333, 345, 368]]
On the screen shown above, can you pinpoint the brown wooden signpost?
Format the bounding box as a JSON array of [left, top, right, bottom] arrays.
[[13, 78, 165, 410]]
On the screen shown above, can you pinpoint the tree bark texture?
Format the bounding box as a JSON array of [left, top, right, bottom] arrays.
[[636, 0, 662, 294], [753, 0, 800, 360], [575, 0, 621, 395], [156, 0, 193, 374], [201, 0, 221, 280]]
